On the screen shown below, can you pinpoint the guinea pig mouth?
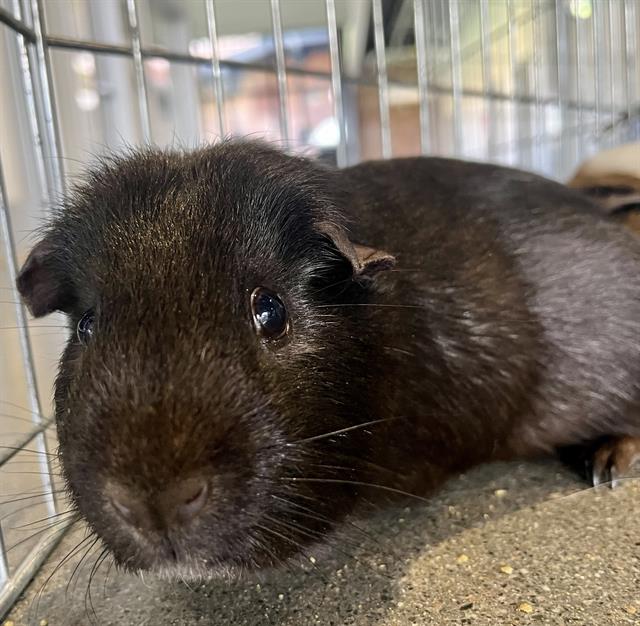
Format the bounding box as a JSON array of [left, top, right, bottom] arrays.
[[107, 529, 248, 581], [147, 555, 246, 582]]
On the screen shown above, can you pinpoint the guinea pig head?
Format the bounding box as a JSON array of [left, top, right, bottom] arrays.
[[16, 142, 395, 579]]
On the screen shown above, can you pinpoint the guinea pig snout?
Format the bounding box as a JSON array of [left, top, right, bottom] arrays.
[[106, 478, 208, 531]]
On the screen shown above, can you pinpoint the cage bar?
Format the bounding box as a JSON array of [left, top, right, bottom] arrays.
[[15, 0, 61, 514], [592, 0, 601, 135], [26, 0, 64, 197], [507, 0, 518, 163], [325, 0, 347, 166], [574, 1, 583, 157], [531, 0, 542, 169], [372, 0, 391, 159], [606, 0, 615, 141], [478, 0, 496, 160], [0, 6, 32, 40], [125, 0, 151, 143], [413, 0, 430, 155], [0, 527, 7, 597], [624, 0, 638, 126], [448, 0, 463, 155], [270, 0, 290, 145], [0, 165, 11, 593], [205, 0, 225, 137], [12, 3, 49, 207]]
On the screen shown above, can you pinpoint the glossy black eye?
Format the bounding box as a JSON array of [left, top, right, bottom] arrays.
[[250, 288, 289, 340], [76, 310, 95, 345]]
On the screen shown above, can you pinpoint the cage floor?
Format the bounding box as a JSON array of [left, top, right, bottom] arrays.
[[5, 458, 640, 626]]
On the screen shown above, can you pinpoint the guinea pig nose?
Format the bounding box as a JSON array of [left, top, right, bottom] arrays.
[[157, 478, 209, 526]]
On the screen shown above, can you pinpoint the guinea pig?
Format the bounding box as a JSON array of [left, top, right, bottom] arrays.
[[16, 140, 640, 580], [567, 142, 640, 234]]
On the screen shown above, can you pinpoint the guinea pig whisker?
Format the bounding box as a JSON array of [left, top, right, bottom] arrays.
[[179, 573, 196, 592], [280, 477, 432, 504], [287, 445, 401, 480], [274, 511, 360, 550], [2, 431, 55, 440], [263, 513, 328, 542], [316, 303, 426, 310], [303, 462, 359, 474], [272, 494, 383, 550], [9, 508, 78, 530], [85, 547, 110, 623], [265, 512, 393, 582], [8, 514, 75, 537], [246, 526, 304, 579], [1, 459, 61, 466], [383, 345, 417, 358], [0, 398, 48, 416], [29, 526, 94, 621], [543, 474, 640, 503], [313, 304, 576, 332], [251, 537, 291, 573], [66, 535, 102, 600], [328, 451, 406, 478], [270, 495, 333, 523], [1, 470, 63, 477], [4, 518, 73, 553], [0, 411, 48, 424], [306, 276, 353, 297], [290, 416, 400, 445], [312, 302, 576, 327], [0, 500, 68, 524], [274, 489, 323, 505], [255, 523, 330, 585], [262, 514, 360, 562], [254, 522, 311, 556], [0, 445, 58, 457], [0, 324, 68, 330], [28, 521, 88, 623], [0, 489, 66, 505], [102, 555, 116, 599]]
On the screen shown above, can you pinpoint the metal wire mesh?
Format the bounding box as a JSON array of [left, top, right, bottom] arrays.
[[0, 0, 639, 618]]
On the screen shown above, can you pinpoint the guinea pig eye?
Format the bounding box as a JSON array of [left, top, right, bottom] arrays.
[[76, 310, 95, 345], [250, 287, 289, 340]]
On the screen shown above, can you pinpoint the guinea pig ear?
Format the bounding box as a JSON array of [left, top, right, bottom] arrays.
[[318, 222, 396, 277], [16, 237, 75, 317]]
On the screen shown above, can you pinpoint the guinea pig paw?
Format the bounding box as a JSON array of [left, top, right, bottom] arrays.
[[591, 436, 640, 489]]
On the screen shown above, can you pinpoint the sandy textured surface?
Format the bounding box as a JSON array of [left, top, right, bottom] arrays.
[[4, 459, 640, 626]]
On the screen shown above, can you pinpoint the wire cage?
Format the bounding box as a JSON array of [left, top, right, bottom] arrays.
[[0, 0, 639, 619]]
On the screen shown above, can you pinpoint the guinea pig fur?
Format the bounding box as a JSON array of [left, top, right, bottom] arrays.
[[16, 140, 640, 580]]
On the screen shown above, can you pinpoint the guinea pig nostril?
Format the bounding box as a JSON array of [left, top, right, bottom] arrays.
[[154, 478, 209, 527], [111, 496, 135, 523], [106, 483, 150, 529], [177, 480, 208, 522]]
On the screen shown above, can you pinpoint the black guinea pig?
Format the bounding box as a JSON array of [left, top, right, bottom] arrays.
[[16, 140, 640, 580]]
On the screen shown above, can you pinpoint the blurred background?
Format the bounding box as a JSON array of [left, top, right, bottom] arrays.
[[1, 0, 639, 618]]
